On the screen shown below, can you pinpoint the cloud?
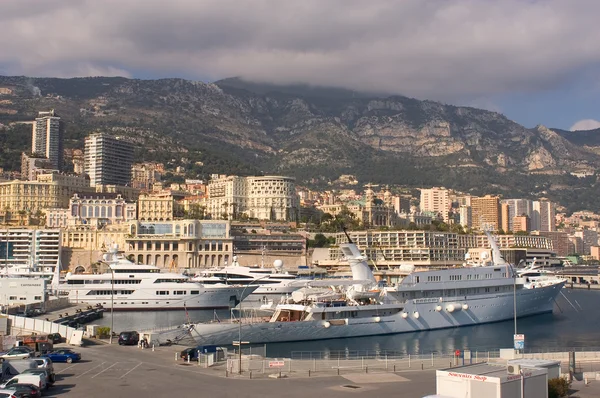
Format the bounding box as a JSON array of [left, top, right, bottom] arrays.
[[1, 0, 600, 102], [570, 119, 600, 131]]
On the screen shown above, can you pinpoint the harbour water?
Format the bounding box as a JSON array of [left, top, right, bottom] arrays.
[[94, 288, 600, 357]]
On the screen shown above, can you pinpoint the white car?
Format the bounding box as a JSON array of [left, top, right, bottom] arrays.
[[0, 373, 46, 391], [0, 347, 34, 361], [0, 389, 18, 398]]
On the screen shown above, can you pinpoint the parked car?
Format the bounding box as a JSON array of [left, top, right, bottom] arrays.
[[1, 383, 42, 398], [46, 333, 62, 345], [20, 369, 52, 387], [0, 347, 34, 361], [118, 331, 139, 346], [30, 357, 53, 371], [0, 374, 46, 392], [0, 389, 18, 398], [41, 349, 81, 364], [180, 347, 199, 362]]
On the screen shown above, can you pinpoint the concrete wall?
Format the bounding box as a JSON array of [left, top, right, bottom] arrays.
[[7, 315, 76, 340]]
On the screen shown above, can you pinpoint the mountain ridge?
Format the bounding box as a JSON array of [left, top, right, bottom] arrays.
[[1, 75, 600, 212]]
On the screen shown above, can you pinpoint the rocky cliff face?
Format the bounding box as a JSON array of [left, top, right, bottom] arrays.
[[0, 75, 599, 195]]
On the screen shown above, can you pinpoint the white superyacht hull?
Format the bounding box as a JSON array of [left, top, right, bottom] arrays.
[[65, 285, 255, 311], [181, 282, 563, 345]]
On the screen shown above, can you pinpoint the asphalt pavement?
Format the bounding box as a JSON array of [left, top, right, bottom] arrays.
[[43, 342, 438, 398]]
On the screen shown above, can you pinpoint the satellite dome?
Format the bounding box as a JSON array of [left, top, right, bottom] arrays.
[[273, 259, 284, 270]]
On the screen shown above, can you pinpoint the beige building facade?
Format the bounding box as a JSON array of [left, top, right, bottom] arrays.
[[0, 173, 92, 216], [420, 187, 451, 221], [125, 219, 233, 270], [207, 175, 299, 221]]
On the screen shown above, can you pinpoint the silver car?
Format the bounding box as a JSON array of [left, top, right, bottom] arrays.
[[0, 347, 34, 361]]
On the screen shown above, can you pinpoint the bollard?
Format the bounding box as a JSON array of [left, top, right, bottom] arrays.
[[450, 361, 452, 368], [249, 371, 252, 379], [421, 363, 424, 370], [431, 352, 434, 367], [279, 371, 282, 379], [226, 370, 228, 377], [187, 355, 190, 364], [394, 364, 396, 372], [175, 352, 179, 361], [308, 370, 311, 377], [337, 368, 340, 376], [365, 366, 368, 374], [152, 344, 155, 352]]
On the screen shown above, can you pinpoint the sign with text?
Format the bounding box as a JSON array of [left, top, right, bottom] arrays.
[[268, 360, 285, 368], [514, 334, 525, 350]]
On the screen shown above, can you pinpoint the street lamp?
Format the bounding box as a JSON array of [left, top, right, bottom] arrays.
[[234, 274, 270, 374]]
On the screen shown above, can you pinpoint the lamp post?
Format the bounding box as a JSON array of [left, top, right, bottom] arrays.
[[235, 274, 270, 374]]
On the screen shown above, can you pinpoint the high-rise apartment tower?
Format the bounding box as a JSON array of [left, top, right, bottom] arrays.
[[84, 133, 134, 187]]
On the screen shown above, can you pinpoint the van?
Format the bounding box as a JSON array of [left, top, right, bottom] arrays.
[[0, 373, 46, 391]]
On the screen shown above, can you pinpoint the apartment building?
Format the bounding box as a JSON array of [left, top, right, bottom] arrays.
[[206, 175, 299, 221], [512, 215, 531, 233], [471, 195, 501, 231], [0, 228, 61, 272], [502, 199, 555, 232], [84, 132, 134, 187], [32, 110, 64, 171], [419, 187, 451, 221], [325, 230, 553, 268], [137, 192, 185, 221], [0, 173, 92, 215]]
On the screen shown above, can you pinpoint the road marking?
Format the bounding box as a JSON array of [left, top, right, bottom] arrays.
[[91, 362, 118, 378], [75, 362, 107, 378], [120, 362, 142, 379], [56, 363, 79, 374]]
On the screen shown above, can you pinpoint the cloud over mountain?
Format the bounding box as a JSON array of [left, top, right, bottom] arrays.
[[570, 119, 600, 131], [1, 0, 600, 103]]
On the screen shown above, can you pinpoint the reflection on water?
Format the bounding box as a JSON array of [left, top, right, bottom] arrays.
[[94, 289, 600, 357]]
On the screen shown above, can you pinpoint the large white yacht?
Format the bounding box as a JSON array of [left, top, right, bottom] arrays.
[[191, 256, 298, 308], [60, 247, 257, 311], [150, 233, 565, 345]]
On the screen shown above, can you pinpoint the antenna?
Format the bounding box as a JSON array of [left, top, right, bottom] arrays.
[[342, 225, 353, 244]]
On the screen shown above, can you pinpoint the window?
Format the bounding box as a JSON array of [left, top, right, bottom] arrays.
[[191, 290, 199, 295], [9, 296, 16, 300], [34, 296, 42, 301]]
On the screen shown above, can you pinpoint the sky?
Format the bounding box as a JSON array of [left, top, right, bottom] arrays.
[[1, 0, 600, 131]]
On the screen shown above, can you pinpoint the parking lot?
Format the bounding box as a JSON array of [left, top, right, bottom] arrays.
[[38, 342, 440, 398]]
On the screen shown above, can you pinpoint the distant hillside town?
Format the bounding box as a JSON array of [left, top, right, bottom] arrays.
[[1, 110, 599, 277]]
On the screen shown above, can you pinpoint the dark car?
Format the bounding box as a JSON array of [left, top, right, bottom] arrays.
[[180, 347, 199, 361], [2, 383, 41, 398], [118, 331, 139, 346], [46, 333, 62, 345]]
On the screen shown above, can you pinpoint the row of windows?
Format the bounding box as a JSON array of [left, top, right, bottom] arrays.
[[8, 296, 42, 301], [87, 290, 134, 295], [156, 290, 199, 295]]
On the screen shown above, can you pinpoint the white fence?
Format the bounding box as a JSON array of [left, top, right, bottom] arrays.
[[7, 315, 76, 339]]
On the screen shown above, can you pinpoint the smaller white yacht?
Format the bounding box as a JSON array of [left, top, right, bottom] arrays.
[[191, 256, 299, 308], [60, 246, 257, 311], [516, 258, 567, 289]]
